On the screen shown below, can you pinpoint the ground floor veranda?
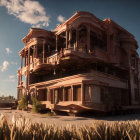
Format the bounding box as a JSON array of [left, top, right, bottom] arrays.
[[18, 73, 129, 112]]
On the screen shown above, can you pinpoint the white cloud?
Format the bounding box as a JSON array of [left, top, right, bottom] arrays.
[[0, 0, 50, 27], [57, 15, 66, 23], [6, 48, 12, 54], [9, 75, 15, 82], [0, 61, 9, 72], [4, 75, 15, 82], [9, 75, 15, 79], [11, 61, 17, 65]]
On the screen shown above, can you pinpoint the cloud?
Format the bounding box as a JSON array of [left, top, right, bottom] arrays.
[[0, 0, 50, 27], [9, 75, 15, 82], [0, 61, 9, 72], [11, 61, 17, 65], [57, 15, 66, 23], [9, 75, 15, 79], [6, 48, 12, 54], [4, 75, 15, 82]]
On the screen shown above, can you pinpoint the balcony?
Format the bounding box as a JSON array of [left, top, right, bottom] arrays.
[[25, 38, 44, 48], [47, 52, 60, 65]]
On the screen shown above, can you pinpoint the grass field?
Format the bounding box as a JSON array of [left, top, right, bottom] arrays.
[[0, 113, 140, 140]]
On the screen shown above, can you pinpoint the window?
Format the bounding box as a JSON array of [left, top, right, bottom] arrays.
[[38, 89, 47, 101], [84, 84, 94, 101], [134, 74, 138, 85], [131, 55, 136, 68], [73, 85, 81, 101], [64, 87, 72, 101], [58, 88, 63, 102]]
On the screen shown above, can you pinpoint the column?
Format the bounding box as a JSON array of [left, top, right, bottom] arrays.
[[56, 35, 58, 51], [63, 87, 65, 102], [53, 89, 55, 104], [66, 30, 68, 49], [43, 40, 45, 63], [33, 46, 35, 66], [69, 29, 71, 48], [87, 26, 90, 53], [36, 46, 38, 58], [24, 52, 26, 67], [27, 47, 30, 89], [18, 73, 20, 86], [81, 83, 84, 103], [71, 85, 73, 101], [21, 56, 23, 83], [47, 88, 49, 101], [76, 28, 78, 48]]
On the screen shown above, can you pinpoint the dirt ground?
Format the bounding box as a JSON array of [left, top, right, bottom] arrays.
[[0, 108, 140, 127]]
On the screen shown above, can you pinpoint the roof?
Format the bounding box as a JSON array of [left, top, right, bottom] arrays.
[[22, 28, 54, 43]]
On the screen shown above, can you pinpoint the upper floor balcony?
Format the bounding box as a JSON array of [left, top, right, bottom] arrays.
[[19, 44, 111, 76]]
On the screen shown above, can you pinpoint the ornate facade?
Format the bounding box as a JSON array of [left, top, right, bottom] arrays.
[[17, 11, 140, 114]]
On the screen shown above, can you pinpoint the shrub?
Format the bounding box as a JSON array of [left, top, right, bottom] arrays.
[[18, 95, 28, 110], [31, 97, 41, 113]]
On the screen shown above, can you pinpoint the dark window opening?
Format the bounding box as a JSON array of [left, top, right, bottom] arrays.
[[71, 29, 76, 46], [135, 88, 139, 102], [64, 87, 72, 101], [38, 89, 47, 101], [73, 85, 81, 101], [131, 55, 136, 69]]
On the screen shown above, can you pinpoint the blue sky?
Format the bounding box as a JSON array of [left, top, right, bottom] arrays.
[[0, 0, 140, 98]]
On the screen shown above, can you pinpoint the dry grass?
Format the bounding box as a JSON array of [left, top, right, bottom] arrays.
[[0, 114, 140, 140]]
